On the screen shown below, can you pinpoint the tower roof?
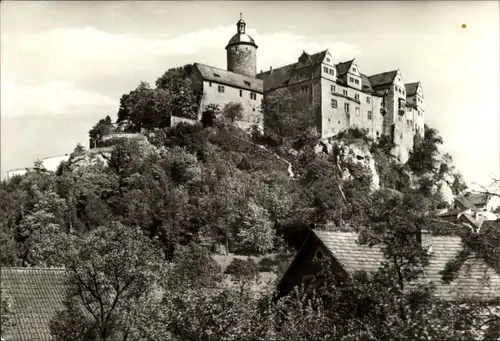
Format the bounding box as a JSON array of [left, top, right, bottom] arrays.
[[226, 13, 258, 49]]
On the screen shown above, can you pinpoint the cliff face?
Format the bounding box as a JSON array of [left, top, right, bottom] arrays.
[[68, 147, 113, 171], [316, 138, 380, 192]]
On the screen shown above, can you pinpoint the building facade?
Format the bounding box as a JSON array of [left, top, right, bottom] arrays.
[[187, 15, 425, 162], [189, 14, 264, 132], [258, 51, 425, 163]]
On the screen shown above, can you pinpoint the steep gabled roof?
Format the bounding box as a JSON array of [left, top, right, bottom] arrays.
[[193, 63, 263, 93], [368, 70, 398, 87], [1, 268, 67, 341], [455, 192, 491, 210], [437, 208, 471, 218], [405, 82, 420, 96], [463, 192, 491, 207], [335, 60, 354, 77], [258, 63, 297, 92], [309, 50, 329, 64], [313, 230, 500, 301], [360, 73, 374, 93]]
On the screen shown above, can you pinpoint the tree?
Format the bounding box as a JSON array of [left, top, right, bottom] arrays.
[[407, 124, 444, 175], [237, 201, 275, 254], [50, 222, 166, 341], [222, 101, 244, 123], [201, 103, 221, 128], [261, 87, 318, 148], [116, 82, 171, 131], [155, 65, 199, 120], [89, 115, 115, 143], [17, 185, 68, 266]]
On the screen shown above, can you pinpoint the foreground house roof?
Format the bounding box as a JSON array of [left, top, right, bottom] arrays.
[[193, 63, 263, 92], [1, 268, 67, 341], [457, 192, 492, 209], [313, 230, 500, 301]]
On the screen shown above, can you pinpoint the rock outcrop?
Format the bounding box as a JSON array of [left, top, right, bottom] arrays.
[[317, 138, 380, 191], [68, 147, 113, 171]]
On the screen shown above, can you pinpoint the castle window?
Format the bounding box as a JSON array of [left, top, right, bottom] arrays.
[[244, 81, 251, 86], [324, 66, 328, 73], [354, 79, 360, 85], [239, 90, 243, 97], [355, 94, 360, 101], [331, 84, 336, 93], [355, 107, 360, 116], [368, 111, 372, 119], [209, 82, 212, 87], [352, 67, 357, 72], [329, 69, 335, 75], [331, 99, 337, 108], [250, 92, 257, 100], [218, 85, 225, 93], [338, 120, 341, 124], [366, 97, 371, 104], [343, 89, 348, 96], [376, 131, 380, 137], [349, 77, 354, 83], [252, 108, 256, 111], [213, 73, 221, 78], [344, 103, 350, 113], [326, 57, 331, 63]]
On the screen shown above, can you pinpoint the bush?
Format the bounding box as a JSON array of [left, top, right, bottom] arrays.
[[225, 257, 259, 281]]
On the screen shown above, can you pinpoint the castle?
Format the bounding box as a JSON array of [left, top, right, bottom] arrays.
[[189, 14, 425, 162]]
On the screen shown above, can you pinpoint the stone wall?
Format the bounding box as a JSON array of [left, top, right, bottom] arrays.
[[199, 80, 263, 131], [227, 44, 257, 77], [171, 116, 198, 127]]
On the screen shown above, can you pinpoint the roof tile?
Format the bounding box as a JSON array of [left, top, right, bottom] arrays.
[[313, 230, 500, 301], [194, 63, 263, 92], [368, 70, 398, 87], [1, 268, 67, 341]]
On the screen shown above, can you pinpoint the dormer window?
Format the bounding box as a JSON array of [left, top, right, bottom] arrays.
[[244, 81, 251, 86], [352, 67, 357, 72], [326, 57, 331, 63], [213, 73, 221, 78]]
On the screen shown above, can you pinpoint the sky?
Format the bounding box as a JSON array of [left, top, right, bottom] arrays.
[[1, 1, 499, 189]]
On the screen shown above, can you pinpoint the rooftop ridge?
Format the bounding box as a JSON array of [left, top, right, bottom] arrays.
[[1, 267, 67, 271]]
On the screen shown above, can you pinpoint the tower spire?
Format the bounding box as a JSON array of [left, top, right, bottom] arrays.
[[236, 13, 246, 33]]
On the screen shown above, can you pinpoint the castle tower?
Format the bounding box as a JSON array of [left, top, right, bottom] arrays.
[[226, 13, 258, 77]]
